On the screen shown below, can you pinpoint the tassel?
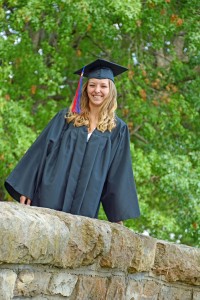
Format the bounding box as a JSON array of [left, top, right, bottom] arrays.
[[72, 67, 85, 114]]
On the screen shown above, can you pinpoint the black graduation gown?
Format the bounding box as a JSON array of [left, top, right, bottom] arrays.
[[5, 109, 140, 222]]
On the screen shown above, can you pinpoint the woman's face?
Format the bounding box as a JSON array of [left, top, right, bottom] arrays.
[[87, 78, 110, 108]]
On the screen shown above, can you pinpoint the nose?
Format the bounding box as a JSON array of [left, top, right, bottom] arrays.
[[94, 85, 101, 93]]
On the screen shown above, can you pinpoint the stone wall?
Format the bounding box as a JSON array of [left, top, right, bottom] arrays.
[[0, 202, 199, 300]]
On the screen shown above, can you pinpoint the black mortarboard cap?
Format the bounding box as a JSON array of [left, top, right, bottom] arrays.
[[74, 59, 128, 82]]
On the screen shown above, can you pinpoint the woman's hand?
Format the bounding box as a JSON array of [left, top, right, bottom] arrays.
[[20, 195, 31, 206]]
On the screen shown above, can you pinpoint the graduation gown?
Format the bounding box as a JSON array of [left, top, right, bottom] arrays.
[[5, 108, 140, 222]]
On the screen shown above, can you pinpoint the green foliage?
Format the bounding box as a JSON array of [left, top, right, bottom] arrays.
[[0, 0, 199, 246], [129, 146, 200, 246], [0, 96, 36, 199]]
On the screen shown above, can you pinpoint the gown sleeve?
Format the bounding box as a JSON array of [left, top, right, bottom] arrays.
[[4, 109, 67, 202], [101, 124, 140, 222]]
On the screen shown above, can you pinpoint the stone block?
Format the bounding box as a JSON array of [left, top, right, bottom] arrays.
[[106, 276, 126, 300], [74, 275, 108, 300], [125, 279, 143, 300], [0, 269, 17, 300], [193, 291, 200, 300], [100, 226, 157, 273], [59, 216, 112, 268], [0, 203, 70, 267], [14, 269, 51, 297], [158, 285, 192, 300], [48, 272, 78, 297], [153, 241, 200, 285], [143, 280, 160, 298]]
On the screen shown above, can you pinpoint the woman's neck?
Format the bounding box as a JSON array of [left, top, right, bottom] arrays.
[[88, 107, 99, 133]]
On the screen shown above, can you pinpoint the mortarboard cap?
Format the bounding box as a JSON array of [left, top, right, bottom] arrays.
[[74, 59, 128, 82], [71, 59, 128, 113]]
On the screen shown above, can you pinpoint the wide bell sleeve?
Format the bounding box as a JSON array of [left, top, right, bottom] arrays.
[[4, 109, 67, 202], [101, 124, 140, 222]]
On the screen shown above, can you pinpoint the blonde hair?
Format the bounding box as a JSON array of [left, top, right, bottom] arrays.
[[66, 79, 117, 132]]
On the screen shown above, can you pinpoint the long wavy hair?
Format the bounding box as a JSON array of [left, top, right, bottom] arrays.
[[66, 79, 117, 132]]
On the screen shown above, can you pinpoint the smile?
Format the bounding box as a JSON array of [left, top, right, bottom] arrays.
[[93, 95, 102, 98]]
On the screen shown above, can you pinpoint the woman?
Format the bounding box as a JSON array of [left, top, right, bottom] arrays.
[[5, 59, 140, 223]]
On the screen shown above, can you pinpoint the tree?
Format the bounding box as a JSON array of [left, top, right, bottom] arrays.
[[0, 0, 199, 246]]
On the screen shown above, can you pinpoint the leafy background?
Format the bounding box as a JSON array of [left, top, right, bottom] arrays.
[[0, 0, 199, 246]]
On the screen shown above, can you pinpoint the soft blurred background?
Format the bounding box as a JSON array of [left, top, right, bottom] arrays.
[[0, 0, 199, 247]]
